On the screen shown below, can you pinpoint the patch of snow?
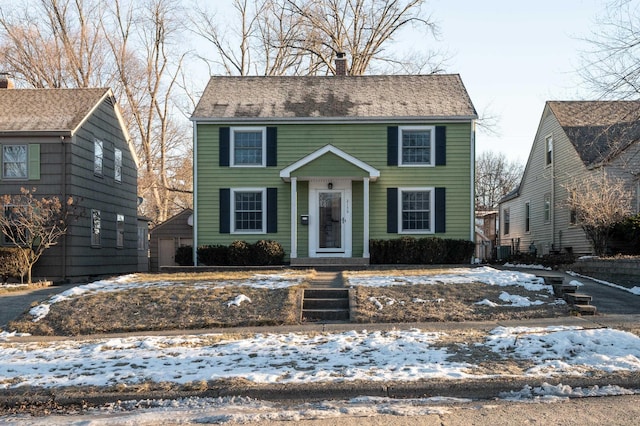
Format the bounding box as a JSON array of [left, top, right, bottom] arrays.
[[503, 263, 552, 271], [227, 294, 251, 307], [567, 271, 640, 296], [499, 292, 545, 307], [475, 299, 499, 307], [568, 280, 584, 287], [501, 383, 637, 401]]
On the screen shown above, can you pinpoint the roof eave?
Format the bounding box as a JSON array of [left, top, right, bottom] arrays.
[[190, 115, 478, 124], [0, 130, 73, 137]]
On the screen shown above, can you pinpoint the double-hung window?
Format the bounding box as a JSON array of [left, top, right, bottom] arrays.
[[399, 188, 434, 233], [399, 126, 435, 166], [232, 189, 266, 233], [544, 193, 551, 223], [545, 135, 553, 166], [2, 145, 27, 179], [231, 127, 266, 167], [116, 214, 125, 248], [503, 208, 511, 235]]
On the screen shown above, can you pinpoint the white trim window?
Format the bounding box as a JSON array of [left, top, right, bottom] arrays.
[[398, 187, 434, 233], [232, 188, 266, 233], [2, 145, 27, 179], [398, 126, 435, 166], [94, 139, 104, 176], [545, 135, 553, 166], [231, 127, 266, 167], [91, 209, 101, 247], [116, 214, 125, 248], [503, 207, 511, 235], [114, 148, 122, 183], [544, 193, 551, 223]]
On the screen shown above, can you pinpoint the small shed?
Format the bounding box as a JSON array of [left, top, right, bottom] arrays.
[[149, 209, 193, 271]]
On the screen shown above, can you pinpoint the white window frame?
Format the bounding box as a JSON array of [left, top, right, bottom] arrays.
[[231, 127, 266, 167], [524, 201, 530, 233], [398, 187, 435, 234], [116, 213, 125, 248], [398, 126, 435, 167], [545, 135, 553, 166], [544, 193, 551, 223], [2, 145, 28, 179], [231, 188, 267, 234], [114, 148, 122, 183], [503, 207, 511, 236], [91, 209, 101, 247], [94, 139, 104, 176]]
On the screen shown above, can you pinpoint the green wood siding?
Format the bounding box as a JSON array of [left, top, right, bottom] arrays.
[[196, 122, 473, 258]]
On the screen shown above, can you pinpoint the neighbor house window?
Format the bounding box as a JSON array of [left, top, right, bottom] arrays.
[[503, 207, 510, 235], [570, 208, 578, 225], [544, 193, 551, 223], [116, 214, 124, 248], [545, 135, 553, 166], [91, 209, 101, 247], [399, 188, 434, 233], [94, 139, 104, 176], [231, 127, 266, 166], [137, 225, 148, 251], [2, 145, 27, 179], [525, 202, 530, 233], [114, 148, 122, 182], [232, 189, 265, 233], [399, 126, 435, 166]]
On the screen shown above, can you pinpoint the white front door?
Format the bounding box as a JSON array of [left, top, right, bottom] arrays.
[[309, 181, 352, 257]]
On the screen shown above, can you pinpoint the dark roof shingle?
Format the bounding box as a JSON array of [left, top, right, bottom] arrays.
[[192, 74, 477, 121], [548, 101, 640, 166], [0, 88, 110, 133]]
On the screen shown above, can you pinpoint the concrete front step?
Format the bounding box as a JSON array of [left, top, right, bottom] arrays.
[[302, 288, 350, 322], [565, 293, 593, 305], [290, 257, 369, 267], [573, 304, 597, 315]]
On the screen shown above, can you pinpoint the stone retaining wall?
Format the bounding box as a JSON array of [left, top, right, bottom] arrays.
[[568, 258, 640, 287]]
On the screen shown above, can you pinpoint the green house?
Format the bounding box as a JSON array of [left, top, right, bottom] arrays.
[[191, 74, 477, 265]]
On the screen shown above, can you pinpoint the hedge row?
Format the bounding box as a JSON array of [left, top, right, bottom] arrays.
[[176, 240, 286, 266], [369, 236, 474, 264]]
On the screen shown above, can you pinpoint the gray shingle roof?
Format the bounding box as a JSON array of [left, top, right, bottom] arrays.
[[192, 74, 477, 121], [0, 88, 110, 133], [548, 101, 640, 167]]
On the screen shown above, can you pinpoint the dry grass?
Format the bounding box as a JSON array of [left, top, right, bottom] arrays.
[[351, 283, 569, 323], [6, 269, 571, 337]]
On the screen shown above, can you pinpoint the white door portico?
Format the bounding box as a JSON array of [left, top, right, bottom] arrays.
[[279, 145, 380, 259]]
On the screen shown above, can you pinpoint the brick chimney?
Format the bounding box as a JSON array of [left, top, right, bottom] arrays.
[[0, 73, 14, 89], [335, 52, 347, 76]]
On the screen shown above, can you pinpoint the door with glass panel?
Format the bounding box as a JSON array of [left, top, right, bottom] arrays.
[[317, 190, 344, 253]]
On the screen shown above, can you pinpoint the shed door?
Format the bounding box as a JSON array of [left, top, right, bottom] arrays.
[[158, 238, 176, 267]]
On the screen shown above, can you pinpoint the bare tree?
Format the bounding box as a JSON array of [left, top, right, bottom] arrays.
[[475, 151, 523, 211], [564, 171, 634, 256], [0, 0, 193, 224], [191, 0, 443, 76], [0, 188, 72, 283], [579, 0, 640, 99]]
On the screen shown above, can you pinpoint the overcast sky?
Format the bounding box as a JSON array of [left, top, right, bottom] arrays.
[[428, 0, 606, 164]]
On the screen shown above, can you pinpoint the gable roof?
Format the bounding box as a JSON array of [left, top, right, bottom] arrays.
[[0, 88, 114, 134], [192, 74, 477, 123], [548, 101, 640, 167], [280, 144, 380, 181]]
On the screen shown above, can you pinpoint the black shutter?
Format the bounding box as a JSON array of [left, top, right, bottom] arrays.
[[219, 127, 230, 167], [435, 187, 446, 233], [387, 126, 398, 166], [387, 187, 398, 233], [220, 188, 230, 233], [266, 127, 277, 166], [435, 126, 446, 166], [266, 187, 277, 233]]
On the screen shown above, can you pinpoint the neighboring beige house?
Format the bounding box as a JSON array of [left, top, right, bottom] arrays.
[[499, 101, 640, 256], [149, 209, 193, 271]]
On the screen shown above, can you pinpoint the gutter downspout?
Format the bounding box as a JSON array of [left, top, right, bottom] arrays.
[[61, 135, 67, 281], [192, 121, 198, 266], [551, 137, 556, 251], [470, 121, 476, 244]]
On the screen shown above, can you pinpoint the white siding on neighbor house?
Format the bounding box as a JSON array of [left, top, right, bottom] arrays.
[[500, 106, 593, 256]]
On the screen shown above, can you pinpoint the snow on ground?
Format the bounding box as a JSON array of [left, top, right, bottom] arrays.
[[567, 271, 640, 295], [503, 262, 552, 270], [1, 326, 640, 391]]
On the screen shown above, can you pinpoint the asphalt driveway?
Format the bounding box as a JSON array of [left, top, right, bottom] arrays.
[[0, 284, 77, 328]]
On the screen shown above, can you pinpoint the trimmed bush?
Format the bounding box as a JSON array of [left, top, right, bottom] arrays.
[[369, 237, 474, 265], [0, 247, 25, 281], [197, 240, 285, 266], [197, 244, 229, 266], [174, 246, 193, 266]]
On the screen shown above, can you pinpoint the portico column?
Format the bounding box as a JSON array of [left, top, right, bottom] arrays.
[[363, 177, 370, 258], [290, 177, 298, 258]]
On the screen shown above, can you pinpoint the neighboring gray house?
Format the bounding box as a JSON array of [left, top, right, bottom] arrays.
[[499, 101, 640, 256], [149, 208, 193, 271], [0, 84, 140, 281]]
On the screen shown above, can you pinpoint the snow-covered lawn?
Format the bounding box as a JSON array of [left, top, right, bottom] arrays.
[[1, 266, 639, 423]]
